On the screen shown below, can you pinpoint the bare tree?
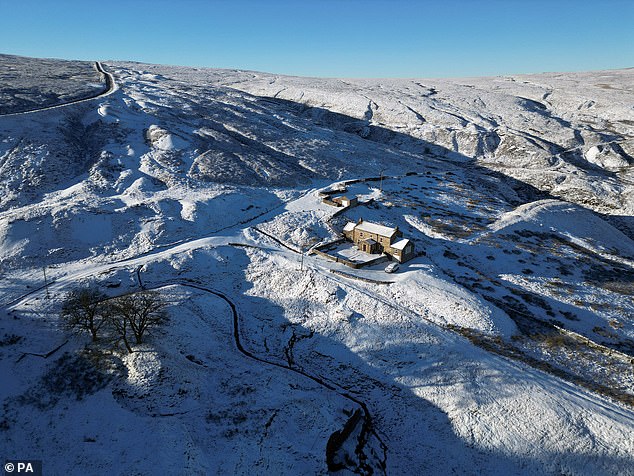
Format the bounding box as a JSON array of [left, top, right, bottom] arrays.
[[109, 291, 168, 352], [60, 287, 108, 342], [106, 299, 133, 353]]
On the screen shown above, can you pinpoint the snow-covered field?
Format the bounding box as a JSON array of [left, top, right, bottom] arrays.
[[1, 55, 633, 474]]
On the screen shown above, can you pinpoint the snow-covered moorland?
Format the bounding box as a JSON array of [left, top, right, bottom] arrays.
[[1, 54, 633, 474]]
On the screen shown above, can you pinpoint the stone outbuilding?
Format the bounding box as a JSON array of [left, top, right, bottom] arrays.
[[389, 238, 415, 263], [332, 195, 359, 208]]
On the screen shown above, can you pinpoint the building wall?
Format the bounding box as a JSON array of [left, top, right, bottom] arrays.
[[387, 242, 415, 263], [353, 229, 399, 247], [352, 229, 391, 253]]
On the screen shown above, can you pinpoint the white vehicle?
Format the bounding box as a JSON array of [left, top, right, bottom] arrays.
[[384, 262, 400, 273]]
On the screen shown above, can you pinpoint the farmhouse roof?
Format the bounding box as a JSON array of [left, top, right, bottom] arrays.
[[391, 238, 410, 250], [356, 221, 397, 238]]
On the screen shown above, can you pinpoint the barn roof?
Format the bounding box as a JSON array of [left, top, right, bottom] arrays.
[[391, 238, 411, 250], [343, 222, 357, 232]]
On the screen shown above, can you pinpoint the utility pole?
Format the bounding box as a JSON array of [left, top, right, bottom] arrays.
[[379, 169, 385, 193], [300, 243, 308, 272], [43, 266, 50, 299]]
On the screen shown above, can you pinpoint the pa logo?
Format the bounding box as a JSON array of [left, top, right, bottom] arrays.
[[4, 460, 42, 475]]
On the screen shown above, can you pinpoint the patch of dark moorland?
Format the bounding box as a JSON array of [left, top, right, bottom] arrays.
[[0, 54, 104, 114]]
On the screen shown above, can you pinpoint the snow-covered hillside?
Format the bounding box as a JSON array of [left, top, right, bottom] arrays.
[[1, 55, 633, 475]]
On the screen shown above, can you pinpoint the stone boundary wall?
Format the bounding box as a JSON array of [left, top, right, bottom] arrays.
[[329, 269, 394, 285], [312, 239, 389, 269]]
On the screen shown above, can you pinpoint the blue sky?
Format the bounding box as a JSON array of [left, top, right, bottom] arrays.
[[1, 0, 632, 77]]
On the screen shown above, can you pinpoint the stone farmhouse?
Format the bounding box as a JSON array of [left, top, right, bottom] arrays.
[[343, 218, 415, 263]]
